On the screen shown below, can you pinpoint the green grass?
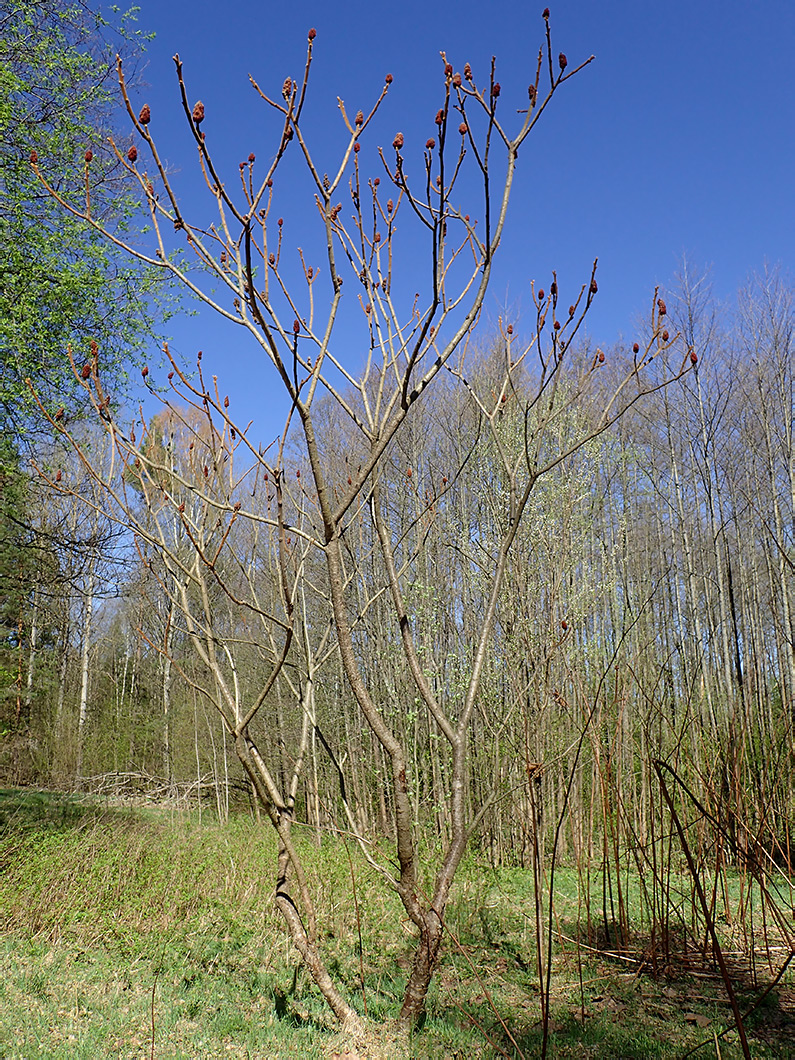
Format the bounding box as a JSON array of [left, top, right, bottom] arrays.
[[0, 788, 793, 1058]]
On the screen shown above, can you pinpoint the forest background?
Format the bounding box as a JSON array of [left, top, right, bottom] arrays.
[[2, 0, 795, 1053]]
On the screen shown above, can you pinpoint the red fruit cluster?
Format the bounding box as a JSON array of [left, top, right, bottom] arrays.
[[393, 131, 404, 149], [192, 100, 205, 124], [84, 149, 93, 163], [139, 104, 151, 125], [127, 145, 138, 162], [559, 53, 568, 71], [308, 27, 316, 39]]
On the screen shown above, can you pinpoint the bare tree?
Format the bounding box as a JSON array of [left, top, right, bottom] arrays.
[[32, 19, 693, 1039]]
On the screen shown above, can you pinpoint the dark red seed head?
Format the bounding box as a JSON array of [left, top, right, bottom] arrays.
[[354, 142, 360, 153], [459, 122, 467, 135], [559, 53, 568, 71], [393, 131, 404, 149], [426, 137, 435, 149], [452, 72, 461, 87], [293, 319, 300, 334], [507, 324, 513, 335], [282, 78, 292, 99], [29, 149, 38, 164], [435, 108, 444, 125], [308, 27, 316, 39], [633, 342, 640, 353], [464, 62, 472, 80], [657, 298, 667, 316], [491, 82, 501, 97], [269, 253, 275, 265], [543, 8, 550, 18], [192, 100, 205, 124], [538, 288, 545, 300], [445, 63, 453, 77], [598, 351, 605, 363], [248, 152, 255, 162], [139, 104, 151, 125], [589, 279, 598, 295], [569, 305, 575, 317], [690, 349, 698, 365], [141, 365, 149, 377], [662, 329, 669, 342], [355, 110, 364, 126], [528, 84, 537, 103], [127, 145, 138, 163], [385, 73, 393, 84], [81, 364, 91, 379], [84, 149, 93, 163]]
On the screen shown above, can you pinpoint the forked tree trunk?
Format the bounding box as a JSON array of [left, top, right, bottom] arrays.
[[399, 912, 444, 1025]]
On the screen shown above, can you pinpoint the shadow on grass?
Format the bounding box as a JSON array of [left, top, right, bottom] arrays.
[[0, 786, 163, 836]]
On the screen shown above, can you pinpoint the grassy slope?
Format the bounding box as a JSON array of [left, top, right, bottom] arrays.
[[0, 789, 791, 1058]]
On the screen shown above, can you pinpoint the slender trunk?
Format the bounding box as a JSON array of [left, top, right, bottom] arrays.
[[75, 556, 95, 787]]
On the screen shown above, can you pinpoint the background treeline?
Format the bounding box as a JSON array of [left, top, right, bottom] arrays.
[[4, 267, 793, 889]]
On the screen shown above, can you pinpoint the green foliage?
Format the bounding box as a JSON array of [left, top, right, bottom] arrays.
[[0, 0, 168, 442]]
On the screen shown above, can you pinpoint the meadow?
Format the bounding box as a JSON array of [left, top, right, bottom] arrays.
[[1, 789, 792, 1058]]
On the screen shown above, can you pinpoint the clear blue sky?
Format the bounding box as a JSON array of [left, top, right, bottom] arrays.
[[125, 0, 795, 444]]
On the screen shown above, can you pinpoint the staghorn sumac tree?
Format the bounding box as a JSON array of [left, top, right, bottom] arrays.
[[32, 17, 693, 1038]]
